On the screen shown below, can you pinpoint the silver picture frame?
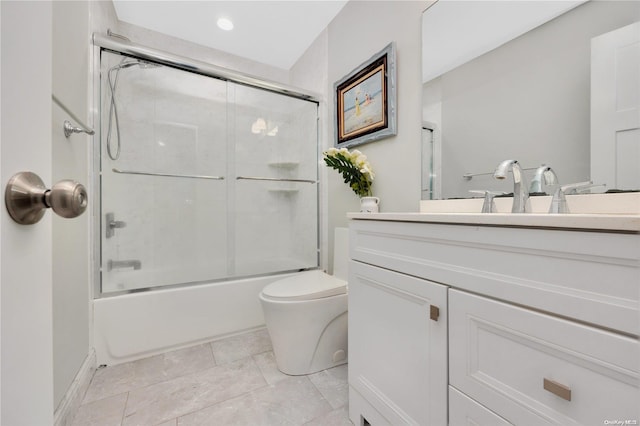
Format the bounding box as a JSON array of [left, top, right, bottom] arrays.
[[334, 42, 397, 148]]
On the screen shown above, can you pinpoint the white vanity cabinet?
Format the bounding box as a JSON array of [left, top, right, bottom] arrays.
[[347, 217, 639, 426], [348, 261, 448, 425], [449, 289, 638, 426]]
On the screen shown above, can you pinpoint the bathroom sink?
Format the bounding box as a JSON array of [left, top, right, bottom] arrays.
[[419, 192, 640, 215], [348, 193, 640, 232]]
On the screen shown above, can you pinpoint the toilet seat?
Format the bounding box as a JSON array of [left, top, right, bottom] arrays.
[[262, 270, 347, 301]]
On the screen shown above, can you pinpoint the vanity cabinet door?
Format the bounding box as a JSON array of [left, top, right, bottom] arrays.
[[449, 289, 639, 426], [348, 261, 448, 426]]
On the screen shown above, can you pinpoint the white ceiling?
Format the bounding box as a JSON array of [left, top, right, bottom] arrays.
[[113, 0, 348, 70], [422, 0, 586, 82]]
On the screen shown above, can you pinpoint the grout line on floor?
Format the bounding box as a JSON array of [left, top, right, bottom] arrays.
[[208, 341, 218, 366], [121, 391, 130, 426]]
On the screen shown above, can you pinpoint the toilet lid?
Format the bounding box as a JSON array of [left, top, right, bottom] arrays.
[[262, 270, 347, 301]]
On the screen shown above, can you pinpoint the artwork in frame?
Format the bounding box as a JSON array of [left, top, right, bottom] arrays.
[[334, 42, 396, 148]]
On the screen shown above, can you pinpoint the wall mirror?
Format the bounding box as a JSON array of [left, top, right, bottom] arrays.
[[421, 0, 640, 200]]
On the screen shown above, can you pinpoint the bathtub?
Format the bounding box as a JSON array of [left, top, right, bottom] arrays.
[[93, 272, 300, 366]]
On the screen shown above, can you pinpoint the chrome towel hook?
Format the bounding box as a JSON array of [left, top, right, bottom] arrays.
[[63, 120, 95, 138]]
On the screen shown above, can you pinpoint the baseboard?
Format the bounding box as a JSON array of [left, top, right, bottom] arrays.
[[54, 349, 97, 426]]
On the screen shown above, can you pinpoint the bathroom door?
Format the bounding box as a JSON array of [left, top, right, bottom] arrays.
[[591, 21, 640, 190], [0, 1, 55, 424]]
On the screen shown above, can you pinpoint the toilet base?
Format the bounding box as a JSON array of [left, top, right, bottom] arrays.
[[260, 292, 348, 376], [277, 311, 348, 376]]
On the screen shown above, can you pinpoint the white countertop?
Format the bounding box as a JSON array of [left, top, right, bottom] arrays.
[[347, 212, 640, 232], [349, 193, 640, 231]]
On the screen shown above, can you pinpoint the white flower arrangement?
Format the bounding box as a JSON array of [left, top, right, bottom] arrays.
[[323, 147, 375, 197]]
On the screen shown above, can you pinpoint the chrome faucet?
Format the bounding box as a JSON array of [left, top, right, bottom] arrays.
[[529, 165, 559, 194], [493, 159, 531, 213], [107, 259, 142, 271], [549, 180, 596, 214]]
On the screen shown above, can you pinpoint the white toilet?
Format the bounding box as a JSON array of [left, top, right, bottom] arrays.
[[259, 227, 348, 375]]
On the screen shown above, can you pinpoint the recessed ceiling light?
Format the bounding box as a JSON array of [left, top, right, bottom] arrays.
[[217, 17, 234, 31]]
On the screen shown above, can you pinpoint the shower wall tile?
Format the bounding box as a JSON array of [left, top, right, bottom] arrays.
[[122, 357, 266, 426], [210, 328, 272, 364], [176, 376, 333, 426], [83, 344, 215, 404]]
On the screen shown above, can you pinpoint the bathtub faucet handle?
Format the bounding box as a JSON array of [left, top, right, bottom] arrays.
[[106, 212, 126, 238]]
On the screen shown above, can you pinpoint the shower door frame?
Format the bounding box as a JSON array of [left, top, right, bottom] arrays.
[[91, 33, 322, 298]]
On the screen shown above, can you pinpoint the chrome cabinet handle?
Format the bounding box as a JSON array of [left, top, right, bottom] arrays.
[[543, 378, 572, 401], [5, 171, 88, 224]]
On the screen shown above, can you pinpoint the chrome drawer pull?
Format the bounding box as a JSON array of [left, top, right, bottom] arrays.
[[543, 378, 571, 401]]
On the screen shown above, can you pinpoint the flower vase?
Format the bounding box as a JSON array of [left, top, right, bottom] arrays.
[[360, 196, 380, 213]]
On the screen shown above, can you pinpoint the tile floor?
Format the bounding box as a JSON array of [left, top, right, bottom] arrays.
[[72, 329, 353, 426]]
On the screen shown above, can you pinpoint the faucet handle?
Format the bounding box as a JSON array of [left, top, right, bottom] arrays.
[[469, 190, 507, 213], [549, 181, 595, 213], [562, 181, 604, 195]]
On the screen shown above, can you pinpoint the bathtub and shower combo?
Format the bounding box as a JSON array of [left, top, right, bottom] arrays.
[[92, 34, 333, 367]]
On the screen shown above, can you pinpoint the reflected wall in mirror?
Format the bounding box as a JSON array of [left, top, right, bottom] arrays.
[[422, 1, 640, 200]]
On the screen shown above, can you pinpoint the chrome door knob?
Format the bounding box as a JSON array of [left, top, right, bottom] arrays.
[[5, 171, 88, 225], [46, 179, 88, 218]]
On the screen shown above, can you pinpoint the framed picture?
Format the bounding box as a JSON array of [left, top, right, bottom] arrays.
[[334, 42, 396, 148]]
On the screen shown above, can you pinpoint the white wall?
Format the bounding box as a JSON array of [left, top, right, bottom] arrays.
[[325, 0, 428, 269], [52, 1, 92, 409]]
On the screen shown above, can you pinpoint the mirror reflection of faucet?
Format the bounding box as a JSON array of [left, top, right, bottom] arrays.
[[107, 259, 142, 271], [529, 165, 559, 195], [493, 159, 531, 213]]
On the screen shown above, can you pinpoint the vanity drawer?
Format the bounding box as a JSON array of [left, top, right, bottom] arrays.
[[449, 386, 512, 426], [449, 289, 639, 426], [349, 220, 639, 335]]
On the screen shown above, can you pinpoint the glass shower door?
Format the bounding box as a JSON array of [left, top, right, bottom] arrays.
[[231, 83, 319, 276], [100, 51, 229, 293], [99, 50, 320, 294]]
